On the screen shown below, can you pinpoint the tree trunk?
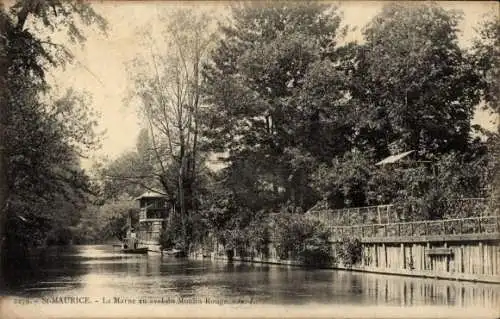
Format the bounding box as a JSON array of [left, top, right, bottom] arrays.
[[0, 9, 11, 290], [189, 42, 200, 229], [178, 154, 187, 250]]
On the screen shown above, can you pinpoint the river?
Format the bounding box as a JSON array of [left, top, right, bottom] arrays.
[[1, 245, 499, 318]]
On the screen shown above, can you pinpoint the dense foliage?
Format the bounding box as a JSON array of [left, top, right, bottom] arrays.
[[273, 211, 333, 266], [10, 2, 494, 268], [0, 0, 106, 269], [194, 2, 498, 261], [16, 2, 493, 265], [335, 237, 362, 268], [202, 1, 351, 212]]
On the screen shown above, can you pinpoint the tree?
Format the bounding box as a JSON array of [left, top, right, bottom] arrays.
[[4, 83, 102, 260], [472, 14, 500, 118], [202, 1, 353, 212], [471, 14, 500, 206], [0, 0, 106, 278], [100, 129, 162, 201], [350, 3, 482, 159], [99, 201, 138, 242], [126, 8, 217, 250], [311, 149, 372, 208]]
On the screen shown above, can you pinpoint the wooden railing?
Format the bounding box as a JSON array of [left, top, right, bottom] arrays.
[[328, 216, 500, 240], [307, 198, 496, 226]]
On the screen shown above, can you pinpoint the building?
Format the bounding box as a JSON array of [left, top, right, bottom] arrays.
[[133, 191, 175, 253]]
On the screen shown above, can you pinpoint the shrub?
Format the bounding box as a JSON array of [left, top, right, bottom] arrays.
[[300, 229, 335, 266], [273, 212, 334, 266], [336, 237, 362, 268]]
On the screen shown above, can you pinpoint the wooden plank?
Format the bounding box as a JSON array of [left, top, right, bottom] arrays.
[[489, 244, 494, 276], [473, 245, 478, 275], [425, 247, 453, 256], [450, 246, 456, 273], [459, 245, 464, 273], [401, 243, 405, 269], [476, 242, 484, 275], [444, 243, 449, 273], [426, 243, 431, 271], [490, 244, 494, 276], [466, 246, 470, 275], [485, 243, 489, 275], [419, 245, 424, 271], [493, 245, 497, 276], [497, 246, 500, 276], [383, 244, 387, 268], [470, 245, 475, 275]]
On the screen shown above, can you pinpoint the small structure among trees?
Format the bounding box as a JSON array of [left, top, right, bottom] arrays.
[[132, 191, 175, 252]]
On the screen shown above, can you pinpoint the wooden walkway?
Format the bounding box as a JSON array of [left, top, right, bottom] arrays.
[[328, 216, 500, 243], [306, 198, 499, 243]]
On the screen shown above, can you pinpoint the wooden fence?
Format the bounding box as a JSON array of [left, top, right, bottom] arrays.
[[307, 198, 496, 226], [328, 216, 500, 240]]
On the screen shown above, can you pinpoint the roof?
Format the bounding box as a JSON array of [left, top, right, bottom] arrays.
[[134, 191, 168, 200], [375, 150, 415, 166]]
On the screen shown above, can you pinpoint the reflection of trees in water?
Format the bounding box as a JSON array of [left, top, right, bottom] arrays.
[[220, 265, 341, 304], [319, 271, 499, 309], [358, 273, 499, 309], [4, 247, 498, 310], [3, 246, 87, 296], [195, 264, 496, 308]]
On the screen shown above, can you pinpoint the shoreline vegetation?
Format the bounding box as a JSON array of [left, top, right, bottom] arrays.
[[1, 1, 499, 283]]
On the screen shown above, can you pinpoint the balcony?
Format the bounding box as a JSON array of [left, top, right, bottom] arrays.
[[139, 208, 169, 222]]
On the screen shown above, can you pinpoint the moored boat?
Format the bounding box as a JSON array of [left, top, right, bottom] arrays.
[[162, 248, 185, 257], [121, 247, 149, 254]]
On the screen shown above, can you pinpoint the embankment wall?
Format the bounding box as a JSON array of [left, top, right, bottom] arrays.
[[202, 236, 499, 284]]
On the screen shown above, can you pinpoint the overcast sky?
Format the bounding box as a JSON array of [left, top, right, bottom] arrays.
[[44, 1, 498, 169]]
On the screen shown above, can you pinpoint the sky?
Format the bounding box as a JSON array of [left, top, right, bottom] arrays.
[[42, 1, 499, 169]]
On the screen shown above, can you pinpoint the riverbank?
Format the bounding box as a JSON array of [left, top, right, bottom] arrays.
[[4, 245, 499, 318], [211, 254, 500, 284], [193, 213, 500, 285]]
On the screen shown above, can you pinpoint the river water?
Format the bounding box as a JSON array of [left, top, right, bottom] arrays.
[[2, 245, 499, 318]]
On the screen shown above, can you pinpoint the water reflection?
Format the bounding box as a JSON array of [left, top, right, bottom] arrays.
[[3, 245, 499, 310]]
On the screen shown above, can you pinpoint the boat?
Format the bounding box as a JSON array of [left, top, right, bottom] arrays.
[[121, 247, 149, 254], [162, 249, 185, 257]]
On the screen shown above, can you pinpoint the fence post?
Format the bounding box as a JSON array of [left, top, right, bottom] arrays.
[[459, 219, 463, 234], [397, 223, 401, 237], [478, 218, 481, 233], [441, 220, 445, 235]]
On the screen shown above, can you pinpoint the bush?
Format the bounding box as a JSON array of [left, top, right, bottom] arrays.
[[300, 231, 335, 266], [273, 212, 334, 266], [336, 237, 362, 268]]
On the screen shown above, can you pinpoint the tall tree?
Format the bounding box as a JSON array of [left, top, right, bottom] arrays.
[[0, 0, 106, 280], [472, 14, 500, 119], [471, 14, 500, 204], [350, 3, 481, 160], [126, 8, 217, 249], [202, 1, 352, 211]]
